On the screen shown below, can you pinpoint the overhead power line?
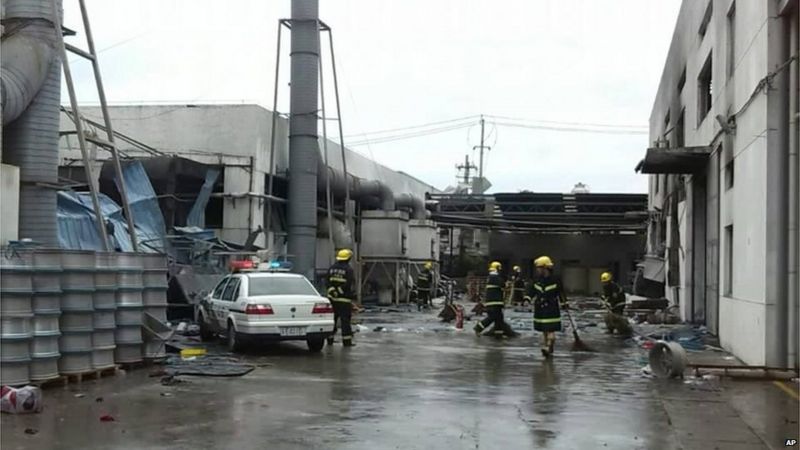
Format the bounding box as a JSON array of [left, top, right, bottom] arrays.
[[343, 115, 479, 139], [492, 121, 648, 136], [347, 122, 474, 146], [485, 114, 648, 130]]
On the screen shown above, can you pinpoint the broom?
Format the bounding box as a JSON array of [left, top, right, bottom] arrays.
[[564, 307, 594, 352]]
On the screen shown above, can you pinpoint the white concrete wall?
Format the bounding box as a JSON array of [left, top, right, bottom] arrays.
[[58, 104, 437, 249], [0, 164, 20, 244], [646, 0, 786, 365]]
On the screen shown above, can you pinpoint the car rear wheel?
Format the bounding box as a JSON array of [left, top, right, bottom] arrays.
[[307, 338, 324, 353], [227, 322, 243, 352], [199, 313, 214, 342]]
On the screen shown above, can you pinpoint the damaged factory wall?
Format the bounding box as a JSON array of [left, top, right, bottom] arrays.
[[58, 104, 436, 250], [646, 0, 797, 366]]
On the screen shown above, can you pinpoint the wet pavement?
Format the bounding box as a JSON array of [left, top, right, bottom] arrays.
[[2, 304, 798, 450]]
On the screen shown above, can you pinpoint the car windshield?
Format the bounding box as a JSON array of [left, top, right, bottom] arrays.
[[248, 276, 319, 296]]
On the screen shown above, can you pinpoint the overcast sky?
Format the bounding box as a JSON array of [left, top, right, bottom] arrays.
[[63, 0, 681, 194]]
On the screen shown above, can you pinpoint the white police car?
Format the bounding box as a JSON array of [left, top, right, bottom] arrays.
[[198, 261, 335, 352]]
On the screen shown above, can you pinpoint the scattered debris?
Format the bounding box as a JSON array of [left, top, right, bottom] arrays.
[[73, 393, 85, 398], [1, 386, 43, 414], [160, 392, 174, 397], [180, 348, 207, 359], [160, 375, 183, 386], [24, 428, 38, 435], [95, 397, 104, 403], [99, 414, 116, 422]]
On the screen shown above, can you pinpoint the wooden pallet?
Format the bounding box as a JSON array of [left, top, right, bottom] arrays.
[[118, 360, 149, 371], [30, 365, 120, 388]]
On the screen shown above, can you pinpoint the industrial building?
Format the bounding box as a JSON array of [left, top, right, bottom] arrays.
[[637, 0, 798, 367], [432, 191, 648, 294]]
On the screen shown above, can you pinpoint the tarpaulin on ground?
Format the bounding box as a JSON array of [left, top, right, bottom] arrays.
[[186, 168, 220, 228], [115, 162, 168, 253], [57, 191, 135, 251]]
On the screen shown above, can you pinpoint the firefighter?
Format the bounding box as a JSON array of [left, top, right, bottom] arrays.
[[600, 272, 632, 337], [510, 265, 526, 306], [416, 261, 434, 310], [474, 261, 511, 338], [326, 249, 356, 347], [525, 256, 567, 357]]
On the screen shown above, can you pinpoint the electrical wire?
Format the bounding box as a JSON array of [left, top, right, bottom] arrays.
[[343, 115, 478, 139], [347, 121, 474, 146], [484, 114, 648, 130], [491, 121, 648, 136]]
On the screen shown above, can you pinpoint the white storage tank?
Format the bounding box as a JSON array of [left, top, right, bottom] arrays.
[[359, 211, 409, 258], [408, 219, 438, 262]]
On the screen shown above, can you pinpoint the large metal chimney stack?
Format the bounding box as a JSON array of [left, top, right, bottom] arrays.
[[287, 0, 320, 279]]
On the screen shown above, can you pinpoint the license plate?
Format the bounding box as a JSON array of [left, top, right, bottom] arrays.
[[280, 326, 305, 337]]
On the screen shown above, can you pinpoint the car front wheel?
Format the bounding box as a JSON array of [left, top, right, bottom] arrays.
[[227, 321, 243, 352], [307, 338, 324, 353]]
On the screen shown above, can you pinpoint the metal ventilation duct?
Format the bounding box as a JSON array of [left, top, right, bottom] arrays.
[[287, 0, 320, 279], [1, 0, 62, 245]]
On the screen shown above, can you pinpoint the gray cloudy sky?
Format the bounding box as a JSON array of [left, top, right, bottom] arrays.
[[63, 0, 681, 193]]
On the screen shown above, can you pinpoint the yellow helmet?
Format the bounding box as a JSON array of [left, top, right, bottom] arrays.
[[424, 261, 433, 270], [336, 249, 353, 261], [513, 265, 521, 273], [489, 261, 502, 271], [534, 256, 554, 268], [601, 272, 613, 283]]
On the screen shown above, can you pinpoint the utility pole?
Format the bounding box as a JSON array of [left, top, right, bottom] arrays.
[[456, 154, 477, 191], [473, 115, 491, 193]]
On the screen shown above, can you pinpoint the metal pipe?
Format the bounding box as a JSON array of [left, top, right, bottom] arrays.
[[318, 24, 335, 263], [395, 193, 426, 219], [767, 14, 790, 367], [356, 178, 395, 210], [77, 0, 138, 251], [287, 0, 320, 280], [787, 9, 799, 369], [265, 21, 283, 254], [0, 27, 56, 125], [1, 0, 63, 245], [327, 30, 351, 232]]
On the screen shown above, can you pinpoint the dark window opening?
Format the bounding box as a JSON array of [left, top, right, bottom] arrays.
[[699, 1, 713, 39], [677, 67, 687, 94], [724, 225, 733, 296], [725, 158, 734, 190], [205, 197, 224, 229], [727, 2, 736, 79], [698, 53, 713, 125], [676, 109, 686, 148]]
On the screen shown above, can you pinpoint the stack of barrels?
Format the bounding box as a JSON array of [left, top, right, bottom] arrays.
[[0, 248, 172, 385], [0, 250, 35, 386], [114, 253, 144, 364], [31, 249, 62, 381], [93, 253, 118, 369], [58, 251, 95, 375], [142, 254, 169, 359]]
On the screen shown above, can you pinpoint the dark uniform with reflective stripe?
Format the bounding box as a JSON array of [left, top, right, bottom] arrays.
[[326, 260, 355, 345], [416, 268, 432, 309], [510, 273, 526, 305], [476, 271, 510, 337], [527, 276, 564, 332], [602, 281, 632, 336]]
